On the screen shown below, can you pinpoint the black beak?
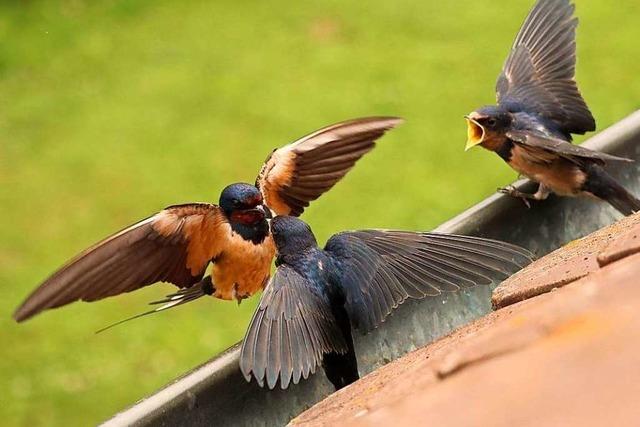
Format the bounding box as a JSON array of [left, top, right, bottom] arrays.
[[257, 204, 272, 220]]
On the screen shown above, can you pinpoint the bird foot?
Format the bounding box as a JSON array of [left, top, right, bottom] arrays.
[[498, 185, 532, 209]]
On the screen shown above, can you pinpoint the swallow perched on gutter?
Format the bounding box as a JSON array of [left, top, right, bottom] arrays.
[[240, 216, 534, 390], [13, 117, 402, 323], [464, 0, 639, 215]]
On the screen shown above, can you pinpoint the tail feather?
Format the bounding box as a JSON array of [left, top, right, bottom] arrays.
[[583, 165, 640, 216], [95, 276, 214, 333], [322, 303, 359, 390], [605, 189, 640, 216]]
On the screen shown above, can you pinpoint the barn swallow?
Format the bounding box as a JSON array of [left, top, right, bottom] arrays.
[[464, 0, 639, 215], [240, 216, 534, 390], [13, 117, 402, 323]]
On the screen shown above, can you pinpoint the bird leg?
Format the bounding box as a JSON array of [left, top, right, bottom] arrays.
[[231, 283, 252, 305], [498, 184, 550, 208]]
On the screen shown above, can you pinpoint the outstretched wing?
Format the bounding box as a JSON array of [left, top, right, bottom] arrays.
[[256, 116, 403, 216], [240, 265, 347, 390], [507, 130, 633, 166], [14, 203, 228, 322], [325, 231, 534, 333], [496, 0, 595, 136]]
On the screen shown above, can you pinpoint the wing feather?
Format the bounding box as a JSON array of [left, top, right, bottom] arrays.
[[507, 130, 634, 166], [325, 231, 534, 333], [256, 117, 403, 216], [240, 265, 347, 389], [14, 203, 227, 322], [496, 0, 595, 135]]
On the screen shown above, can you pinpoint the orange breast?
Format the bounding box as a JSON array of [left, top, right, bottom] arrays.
[[211, 233, 275, 301], [508, 145, 587, 196]]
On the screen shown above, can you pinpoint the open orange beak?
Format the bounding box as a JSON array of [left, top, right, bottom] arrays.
[[464, 115, 485, 151]]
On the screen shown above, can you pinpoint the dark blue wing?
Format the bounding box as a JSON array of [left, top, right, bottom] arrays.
[[240, 265, 347, 390], [496, 0, 595, 136], [324, 231, 534, 333], [507, 130, 633, 166]]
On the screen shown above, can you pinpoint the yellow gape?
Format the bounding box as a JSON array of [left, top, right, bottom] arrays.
[[464, 115, 485, 151]]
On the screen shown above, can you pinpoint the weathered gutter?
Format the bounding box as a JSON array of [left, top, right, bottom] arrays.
[[102, 110, 640, 427]]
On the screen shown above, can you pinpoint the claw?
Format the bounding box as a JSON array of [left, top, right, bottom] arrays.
[[497, 185, 519, 195], [498, 185, 532, 209]]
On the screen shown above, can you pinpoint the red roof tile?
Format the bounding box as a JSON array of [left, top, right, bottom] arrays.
[[492, 212, 640, 309]]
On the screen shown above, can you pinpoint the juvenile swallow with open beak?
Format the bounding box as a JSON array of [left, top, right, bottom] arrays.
[[465, 0, 639, 215], [14, 117, 402, 324], [240, 216, 534, 390]]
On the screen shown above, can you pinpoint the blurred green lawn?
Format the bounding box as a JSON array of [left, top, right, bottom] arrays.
[[1, 0, 638, 425]]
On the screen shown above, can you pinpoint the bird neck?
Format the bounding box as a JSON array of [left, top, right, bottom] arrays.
[[276, 245, 317, 267], [492, 138, 514, 162], [480, 133, 509, 153], [230, 219, 269, 244]]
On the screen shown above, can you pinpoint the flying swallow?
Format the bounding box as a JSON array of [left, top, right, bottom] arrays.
[[240, 216, 534, 390], [13, 117, 402, 323], [464, 0, 639, 215]]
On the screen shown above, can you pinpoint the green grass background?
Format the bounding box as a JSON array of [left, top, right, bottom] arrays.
[[1, 0, 638, 425]]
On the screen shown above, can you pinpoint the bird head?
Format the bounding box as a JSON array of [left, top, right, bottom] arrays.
[[270, 216, 317, 256], [219, 183, 271, 226], [465, 105, 512, 151]]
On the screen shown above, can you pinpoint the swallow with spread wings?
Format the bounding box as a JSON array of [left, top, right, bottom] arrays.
[[240, 216, 534, 390], [465, 0, 639, 215], [14, 117, 402, 323]]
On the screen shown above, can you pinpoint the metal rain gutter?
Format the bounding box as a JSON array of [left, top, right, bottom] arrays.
[[102, 110, 640, 427]]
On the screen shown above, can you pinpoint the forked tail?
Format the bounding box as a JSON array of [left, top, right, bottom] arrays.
[[583, 164, 640, 216]]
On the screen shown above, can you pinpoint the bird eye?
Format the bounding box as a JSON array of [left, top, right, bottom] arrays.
[[486, 118, 497, 127]]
